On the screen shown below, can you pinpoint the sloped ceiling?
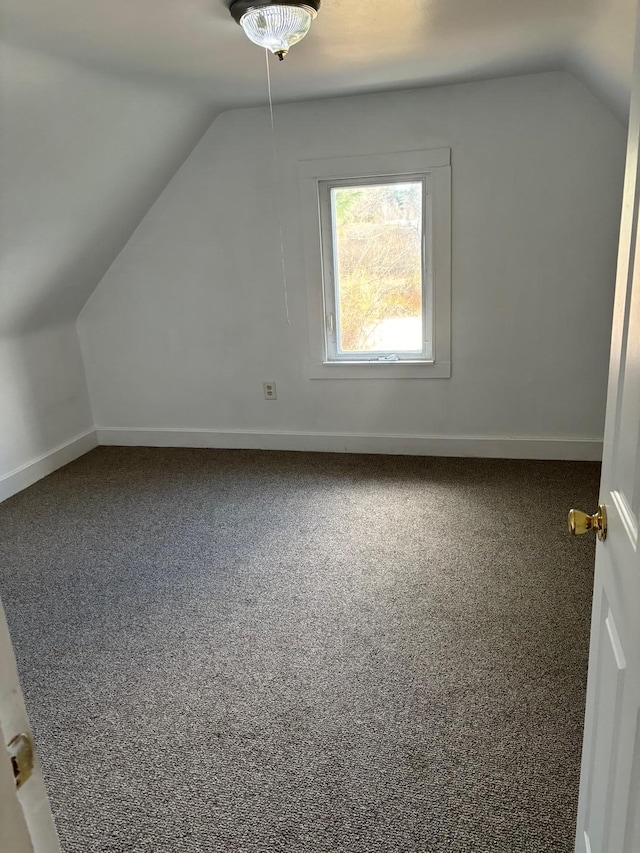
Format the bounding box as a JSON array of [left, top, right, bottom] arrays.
[[0, 44, 214, 333], [1, 0, 636, 116], [569, 0, 637, 118], [0, 0, 636, 334]]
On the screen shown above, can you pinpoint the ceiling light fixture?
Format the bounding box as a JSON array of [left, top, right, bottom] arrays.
[[230, 1, 321, 61]]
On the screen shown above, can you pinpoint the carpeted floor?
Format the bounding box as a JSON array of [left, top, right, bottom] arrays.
[[0, 448, 600, 852]]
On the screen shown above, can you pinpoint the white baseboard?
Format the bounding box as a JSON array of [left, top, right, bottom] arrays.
[[0, 426, 600, 505], [96, 427, 603, 461], [0, 429, 98, 503]]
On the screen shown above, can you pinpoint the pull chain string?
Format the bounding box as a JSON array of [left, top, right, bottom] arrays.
[[265, 48, 291, 325]]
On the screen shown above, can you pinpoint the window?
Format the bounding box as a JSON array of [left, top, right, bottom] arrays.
[[299, 149, 451, 379], [320, 178, 430, 363]]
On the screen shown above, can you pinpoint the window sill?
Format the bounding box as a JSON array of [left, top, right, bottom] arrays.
[[309, 361, 451, 380]]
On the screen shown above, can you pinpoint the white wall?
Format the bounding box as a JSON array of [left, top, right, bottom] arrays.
[[0, 43, 214, 488], [0, 327, 94, 496], [79, 72, 627, 458]]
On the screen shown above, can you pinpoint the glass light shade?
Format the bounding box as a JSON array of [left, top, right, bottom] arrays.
[[240, 5, 315, 58]]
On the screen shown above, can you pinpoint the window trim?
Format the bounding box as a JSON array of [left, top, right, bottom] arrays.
[[298, 149, 451, 380]]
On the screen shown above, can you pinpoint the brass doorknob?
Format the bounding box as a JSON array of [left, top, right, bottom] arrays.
[[568, 505, 607, 541]]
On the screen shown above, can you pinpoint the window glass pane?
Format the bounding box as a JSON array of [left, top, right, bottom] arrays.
[[331, 181, 424, 355]]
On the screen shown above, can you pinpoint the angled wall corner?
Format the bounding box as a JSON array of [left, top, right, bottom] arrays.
[[566, 0, 636, 123], [0, 42, 216, 334], [0, 42, 216, 484]]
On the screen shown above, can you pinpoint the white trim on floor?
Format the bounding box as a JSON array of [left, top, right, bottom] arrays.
[[0, 430, 98, 503], [96, 428, 603, 461]]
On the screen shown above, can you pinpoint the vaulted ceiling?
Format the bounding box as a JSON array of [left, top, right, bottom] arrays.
[[0, 0, 636, 334], [2, 0, 636, 117]]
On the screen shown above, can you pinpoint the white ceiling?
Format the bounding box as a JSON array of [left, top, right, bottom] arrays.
[[1, 0, 637, 118]]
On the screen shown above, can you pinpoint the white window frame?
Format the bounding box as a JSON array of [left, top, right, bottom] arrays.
[[320, 175, 432, 363], [298, 149, 451, 380]]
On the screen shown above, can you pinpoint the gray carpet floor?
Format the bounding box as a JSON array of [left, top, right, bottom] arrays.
[[0, 448, 600, 852]]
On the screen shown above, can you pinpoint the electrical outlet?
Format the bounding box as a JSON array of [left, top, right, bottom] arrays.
[[263, 382, 277, 400]]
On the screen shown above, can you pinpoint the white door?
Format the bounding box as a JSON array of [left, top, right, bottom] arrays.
[[0, 597, 59, 852], [574, 6, 640, 852]]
